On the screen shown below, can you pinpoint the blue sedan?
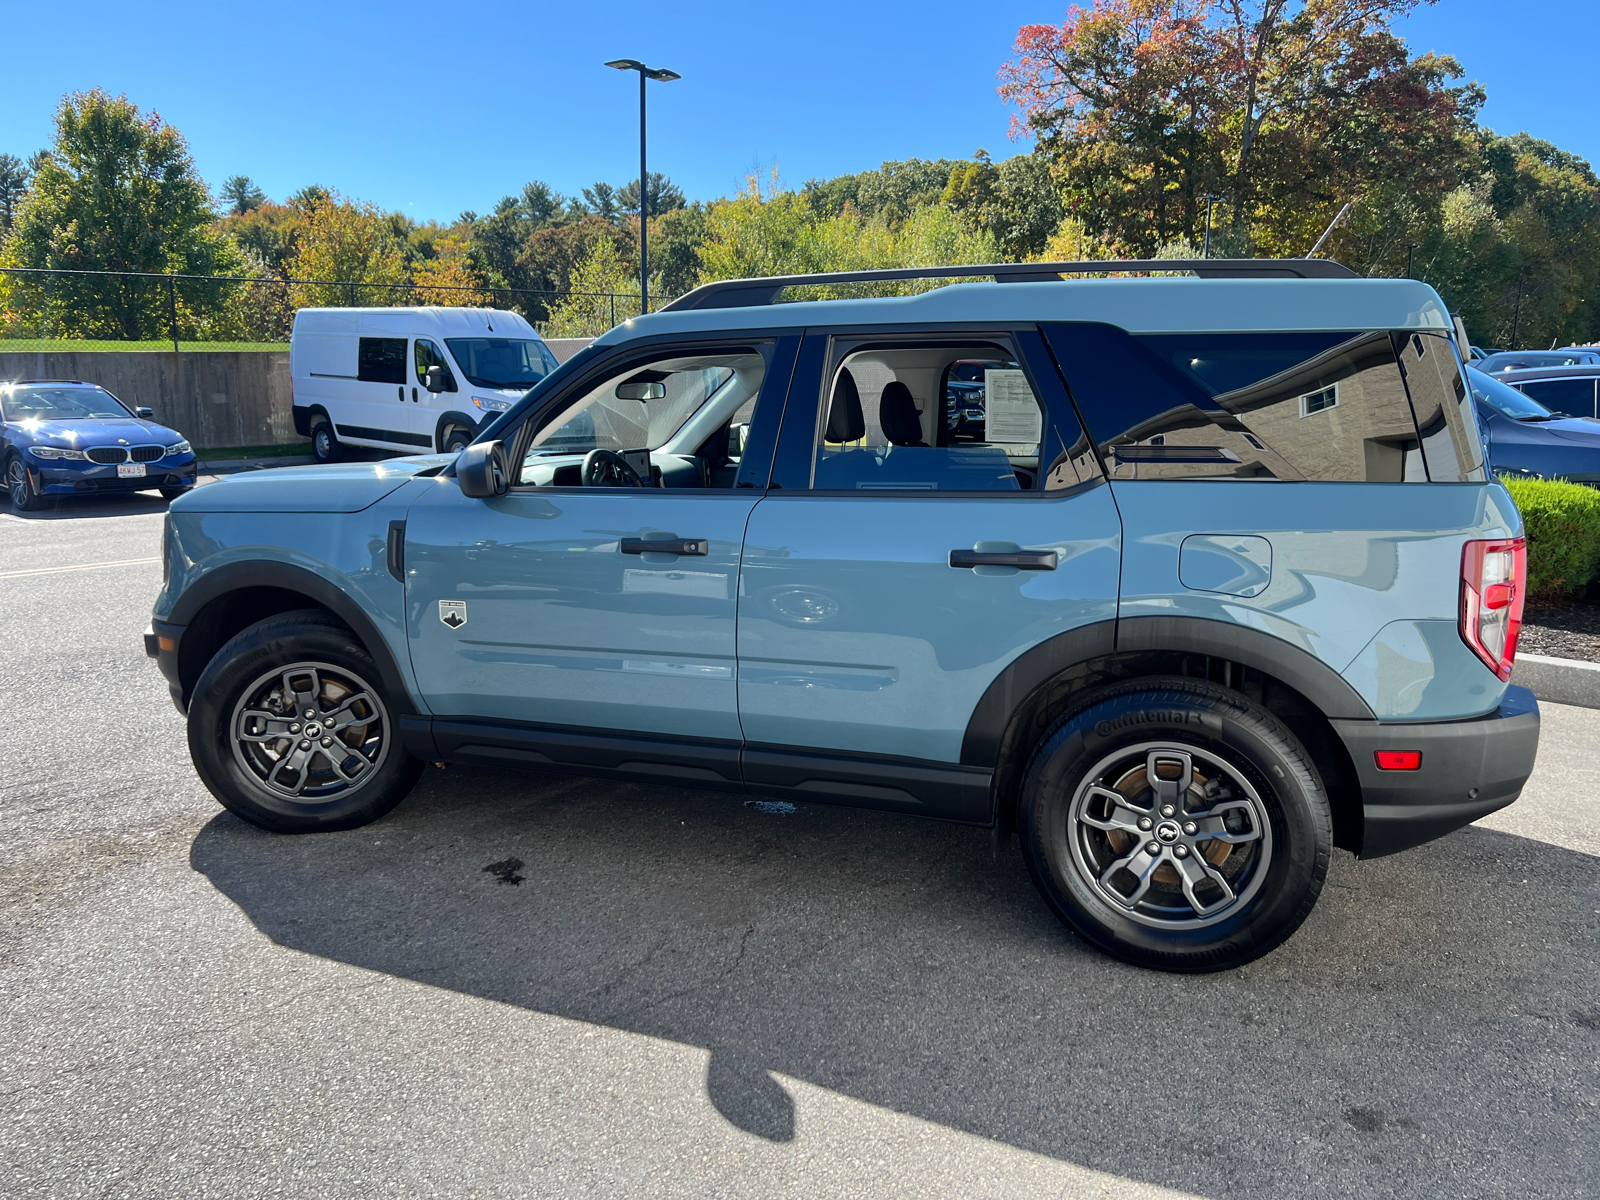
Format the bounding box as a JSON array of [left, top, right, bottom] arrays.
[[2, 380, 198, 511], [1469, 365, 1600, 483]]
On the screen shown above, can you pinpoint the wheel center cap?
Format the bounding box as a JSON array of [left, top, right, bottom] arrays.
[[1155, 820, 1182, 844], [304, 722, 323, 738]]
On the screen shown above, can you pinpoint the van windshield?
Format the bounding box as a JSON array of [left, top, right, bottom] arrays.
[[444, 338, 560, 390]]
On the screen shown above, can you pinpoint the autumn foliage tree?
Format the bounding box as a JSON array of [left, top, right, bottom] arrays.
[[1000, 0, 1482, 260]]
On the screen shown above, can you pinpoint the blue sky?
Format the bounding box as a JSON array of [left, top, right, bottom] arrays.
[[2, 1, 1596, 222]]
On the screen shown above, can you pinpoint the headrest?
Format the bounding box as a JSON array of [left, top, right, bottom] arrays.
[[879, 380, 924, 446], [826, 368, 865, 443]]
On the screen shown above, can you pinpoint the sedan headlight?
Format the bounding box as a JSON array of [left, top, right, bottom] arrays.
[[472, 396, 512, 413], [164, 440, 192, 456], [30, 446, 87, 460]]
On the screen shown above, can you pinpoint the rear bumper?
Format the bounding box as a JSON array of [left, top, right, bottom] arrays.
[[1332, 685, 1540, 858]]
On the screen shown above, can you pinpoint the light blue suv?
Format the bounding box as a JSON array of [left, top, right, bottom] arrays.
[[146, 259, 1540, 972]]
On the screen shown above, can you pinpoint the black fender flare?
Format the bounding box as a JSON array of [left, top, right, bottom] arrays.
[[433, 411, 482, 451], [293, 403, 331, 439], [168, 560, 416, 716], [960, 615, 1375, 768]]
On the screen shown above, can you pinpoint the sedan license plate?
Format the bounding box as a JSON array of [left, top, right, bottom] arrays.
[[117, 462, 146, 479]]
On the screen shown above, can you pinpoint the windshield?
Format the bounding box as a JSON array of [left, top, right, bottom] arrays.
[[443, 338, 560, 390], [1481, 350, 1598, 372], [2, 386, 131, 421], [1467, 366, 1556, 420]]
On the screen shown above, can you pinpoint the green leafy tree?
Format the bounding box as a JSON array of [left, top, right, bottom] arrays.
[[581, 181, 623, 223], [943, 150, 1064, 259], [0, 89, 239, 339], [286, 191, 409, 308], [220, 174, 266, 214], [803, 158, 960, 224], [618, 172, 685, 217], [652, 202, 709, 300], [544, 235, 640, 336]]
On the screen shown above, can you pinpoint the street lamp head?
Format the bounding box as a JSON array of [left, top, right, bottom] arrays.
[[604, 58, 681, 82], [605, 58, 644, 71], [644, 67, 681, 82]]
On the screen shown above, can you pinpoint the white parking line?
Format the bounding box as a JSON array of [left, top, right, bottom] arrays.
[[0, 556, 160, 580]]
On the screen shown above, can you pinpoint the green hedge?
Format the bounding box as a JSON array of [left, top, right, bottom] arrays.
[[1501, 476, 1600, 598]]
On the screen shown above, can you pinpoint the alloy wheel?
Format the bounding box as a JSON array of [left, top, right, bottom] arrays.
[[229, 660, 389, 802]]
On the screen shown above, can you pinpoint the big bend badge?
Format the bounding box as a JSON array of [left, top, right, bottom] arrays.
[[438, 600, 467, 629]]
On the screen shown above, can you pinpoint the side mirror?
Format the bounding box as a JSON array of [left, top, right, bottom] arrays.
[[136, 407, 154, 418], [456, 439, 510, 498], [425, 365, 450, 394]]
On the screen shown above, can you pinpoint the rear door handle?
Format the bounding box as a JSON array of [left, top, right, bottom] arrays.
[[621, 537, 709, 556], [949, 549, 1058, 570]]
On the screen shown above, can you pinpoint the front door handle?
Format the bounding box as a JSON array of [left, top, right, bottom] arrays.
[[621, 537, 709, 556], [397, 386, 404, 402], [949, 548, 1058, 570]]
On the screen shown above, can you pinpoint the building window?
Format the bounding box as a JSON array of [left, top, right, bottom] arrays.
[[1244, 433, 1265, 450], [1299, 383, 1338, 417], [1149, 434, 1166, 445]]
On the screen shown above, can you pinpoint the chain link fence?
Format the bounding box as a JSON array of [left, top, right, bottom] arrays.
[[0, 267, 644, 353]]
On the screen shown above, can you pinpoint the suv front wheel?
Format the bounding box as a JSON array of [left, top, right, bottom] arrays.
[[1017, 677, 1331, 973], [187, 611, 423, 832]]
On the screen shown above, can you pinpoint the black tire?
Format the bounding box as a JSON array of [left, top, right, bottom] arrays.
[[187, 610, 423, 833], [310, 418, 340, 464], [6, 454, 43, 511], [160, 486, 191, 502], [441, 425, 473, 454], [1017, 676, 1331, 973]]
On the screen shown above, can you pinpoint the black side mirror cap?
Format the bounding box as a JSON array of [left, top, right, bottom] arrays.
[[136, 407, 154, 418], [456, 440, 510, 498], [425, 365, 451, 393]]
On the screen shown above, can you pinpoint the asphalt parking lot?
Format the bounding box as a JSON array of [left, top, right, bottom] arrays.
[[2, 491, 1597, 1199]]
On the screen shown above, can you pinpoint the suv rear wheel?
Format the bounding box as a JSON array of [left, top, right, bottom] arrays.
[[1017, 676, 1330, 973], [187, 611, 423, 832]]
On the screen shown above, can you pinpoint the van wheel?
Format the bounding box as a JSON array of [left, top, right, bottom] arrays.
[[186, 610, 423, 833], [441, 425, 472, 454], [310, 418, 340, 463], [1017, 676, 1330, 973]]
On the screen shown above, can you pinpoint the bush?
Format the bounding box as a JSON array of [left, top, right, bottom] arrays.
[[1501, 475, 1600, 598]]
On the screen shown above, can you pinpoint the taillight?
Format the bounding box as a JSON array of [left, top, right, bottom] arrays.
[[1460, 537, 1526, 681]]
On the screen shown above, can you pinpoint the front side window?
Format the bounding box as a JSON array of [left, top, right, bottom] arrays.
[[414, 338, 456, 391], [811, 340, 1051, 491], [513, 348, 767, 488], [444, 338, 559, 391], [357, 337, 407, 384], [2, 386, 131, 420]]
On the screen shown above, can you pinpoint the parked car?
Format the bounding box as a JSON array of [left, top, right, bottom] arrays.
[[2, 380, 197, 511], [1477, 348, 1600, 374], [943, 359, 1005, 439], [148, 262, 1539, 974], [1468, 366, 1600, 481], [290, 306, 561, 463]]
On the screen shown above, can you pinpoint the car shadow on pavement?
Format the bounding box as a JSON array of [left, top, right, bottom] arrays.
[[1, 491, 172, 520], [190, 766, 1600, 1199]]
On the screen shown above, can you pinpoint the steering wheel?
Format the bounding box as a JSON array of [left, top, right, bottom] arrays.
[[581, 448, 644, 488]]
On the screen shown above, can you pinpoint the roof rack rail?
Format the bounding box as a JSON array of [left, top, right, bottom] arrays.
[[660, 257, 1359, 312]]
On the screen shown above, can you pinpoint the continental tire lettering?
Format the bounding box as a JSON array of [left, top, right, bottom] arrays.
[[1094, 709, 1200, 737]]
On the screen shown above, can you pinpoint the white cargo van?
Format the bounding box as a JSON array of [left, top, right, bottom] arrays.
[[290, 307, 560, 461]]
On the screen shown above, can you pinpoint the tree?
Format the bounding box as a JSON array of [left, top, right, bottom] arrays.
[[943, 150, 1064, 259], [1000, 0, 1481, 256], [0, 154, 32, 233], [544, 236, 641, 336], [803, 158, 960, 224], [618, 172, 685, 217], [581, 181, 623, 223], [0, 89, 239, 339], [221, 174, 266, 214], [286, 191, 409, 308], [414, 231, 495, 306]]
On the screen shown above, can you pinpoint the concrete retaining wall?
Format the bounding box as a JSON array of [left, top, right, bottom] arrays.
[[0, 350, 295, 449], [0, 336, 594, 450]]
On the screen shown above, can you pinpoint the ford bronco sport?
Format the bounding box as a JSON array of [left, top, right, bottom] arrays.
[[146, 259, 1540, 973]]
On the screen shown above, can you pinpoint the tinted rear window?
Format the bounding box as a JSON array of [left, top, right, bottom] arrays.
[[1044, 324, 1482, 482], [357, 337, 408, 385], [1517, 377, 1598, 418]]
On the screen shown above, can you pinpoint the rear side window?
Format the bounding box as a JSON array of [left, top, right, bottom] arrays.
[[1045, 324, 1448, 482], [1396, 333, 1486, 481], [357, 337, 408, 385]]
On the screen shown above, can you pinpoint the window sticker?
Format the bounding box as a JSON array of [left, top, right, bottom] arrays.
[[983, 369, 1042, 445]]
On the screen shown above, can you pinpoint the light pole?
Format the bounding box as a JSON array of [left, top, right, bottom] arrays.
[[604, 58, 680, 316]]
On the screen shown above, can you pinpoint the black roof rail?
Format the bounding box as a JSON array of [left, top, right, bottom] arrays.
[[660, 258, 1360, 312]]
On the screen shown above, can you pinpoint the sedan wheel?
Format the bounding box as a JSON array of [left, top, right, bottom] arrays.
[[6, 456, 43, 511]]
